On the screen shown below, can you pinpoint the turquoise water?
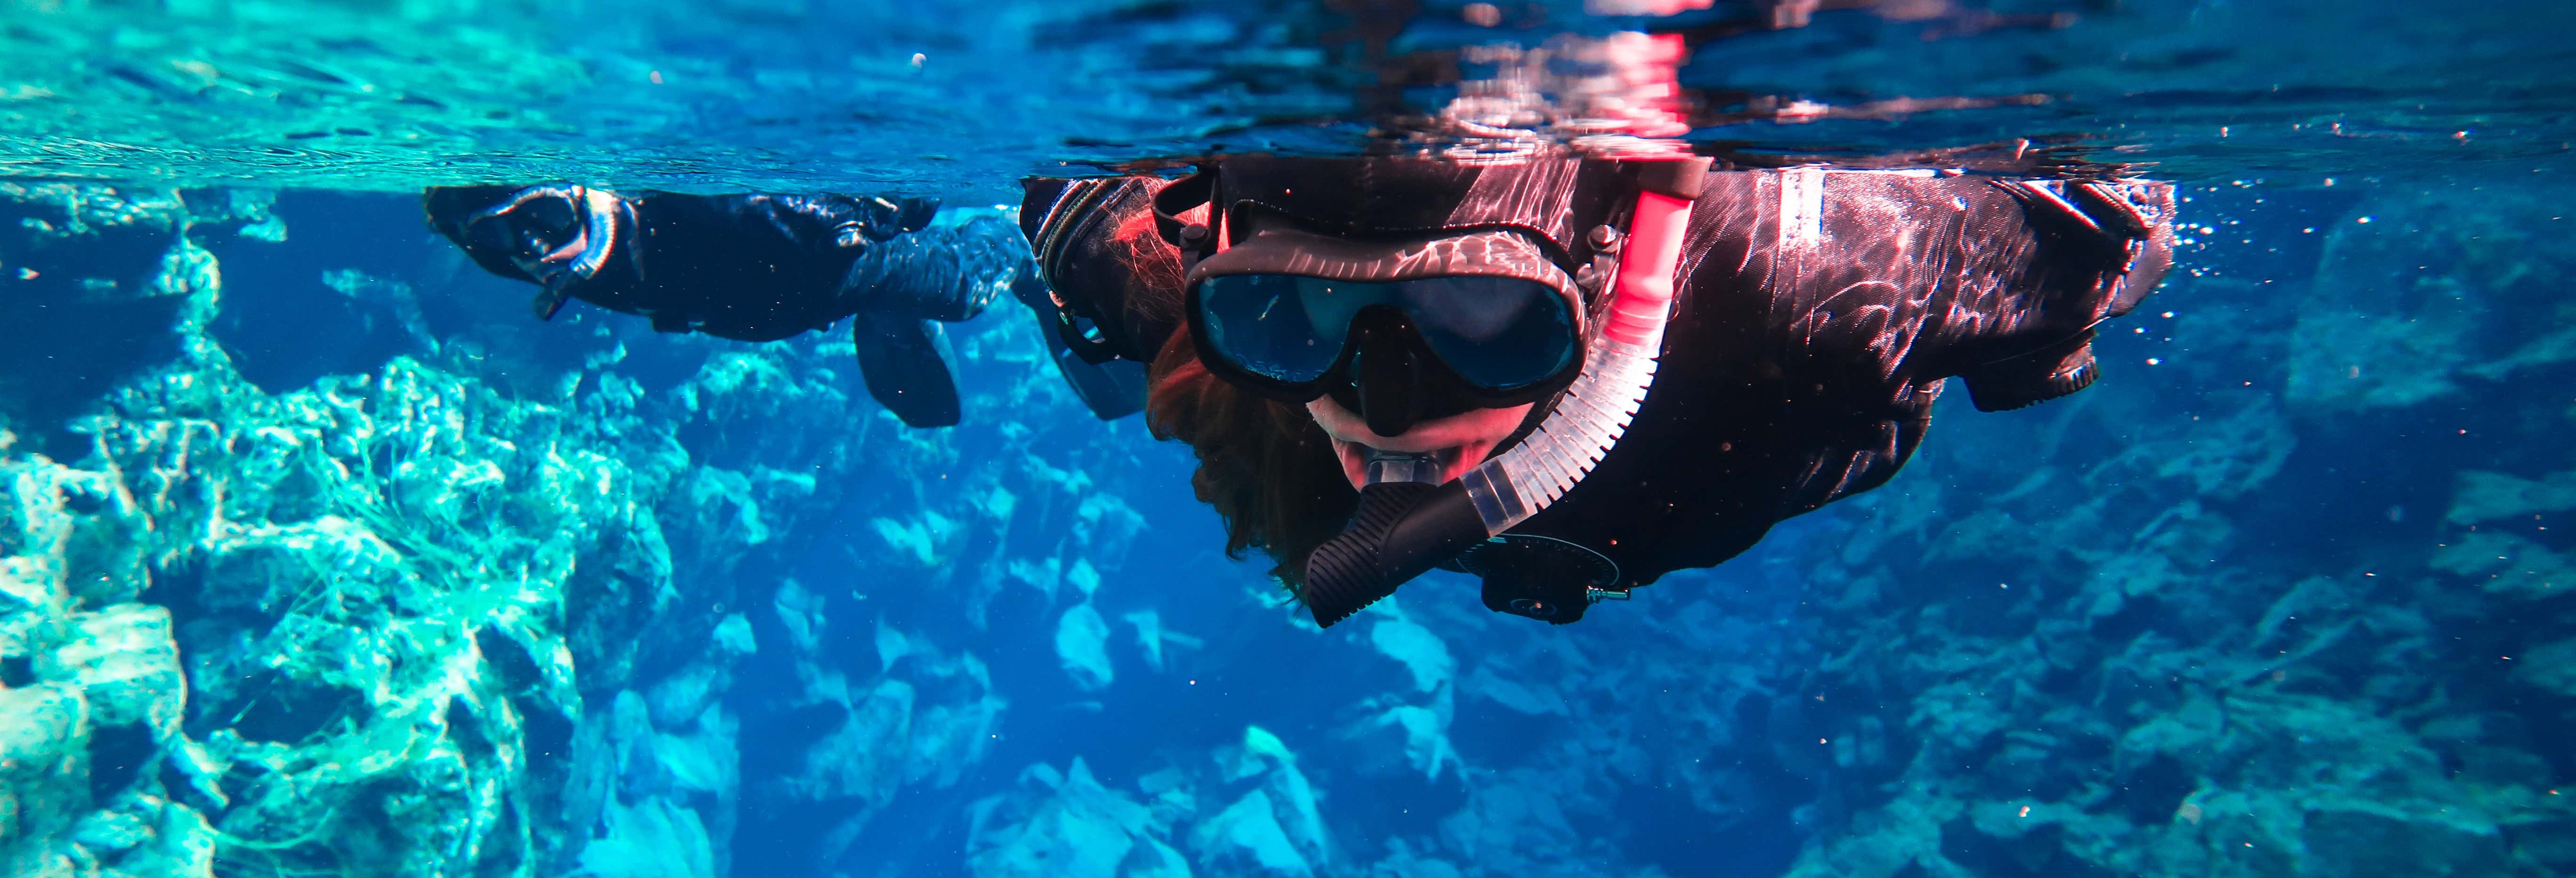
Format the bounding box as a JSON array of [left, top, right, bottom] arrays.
[[2, 1, 2574, 877]]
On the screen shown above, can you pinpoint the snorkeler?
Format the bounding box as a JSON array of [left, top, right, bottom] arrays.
[[423, 185, 1145, 427], [1023, 153, 2174, 626]]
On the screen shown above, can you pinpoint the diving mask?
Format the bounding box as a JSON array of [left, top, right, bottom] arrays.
[[1184, 221, 1593, 433], [459, 185, 632, 318]]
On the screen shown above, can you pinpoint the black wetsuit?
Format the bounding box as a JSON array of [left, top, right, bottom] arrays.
[[1542, 169, 2170, 586], [1024, 167, 2174, 600], [425, 187, 1132, 427]]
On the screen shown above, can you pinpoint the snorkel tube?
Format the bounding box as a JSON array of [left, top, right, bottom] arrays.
[[1301, 157, 1712, 627]]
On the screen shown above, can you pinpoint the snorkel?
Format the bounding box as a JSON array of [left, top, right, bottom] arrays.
[[1300, 157, 1710, 627]]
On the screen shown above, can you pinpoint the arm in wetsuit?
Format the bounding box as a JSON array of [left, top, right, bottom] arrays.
[[424, 185, 1143, 427], [1660, 170, 2174, 527]]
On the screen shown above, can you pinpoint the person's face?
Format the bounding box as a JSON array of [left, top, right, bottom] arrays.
[[468, 190, 586, 278], [1185, 224, 1586, 487]]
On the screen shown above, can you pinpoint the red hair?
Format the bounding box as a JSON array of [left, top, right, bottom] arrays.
[[1143, 331, 1356, 595]]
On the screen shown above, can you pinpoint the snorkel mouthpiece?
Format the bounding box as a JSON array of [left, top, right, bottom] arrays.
[[1302, 449, 1481, 626], [1362, 448, 1451, 486], [1301, 481, 1488, 628]]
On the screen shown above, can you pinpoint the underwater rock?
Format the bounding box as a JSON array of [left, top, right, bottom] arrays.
[[2300, 803, 2507, 878], [0, 684, 88, 872], [775, 578, 828, 657], [1192, 788, 1317, 877], [0, 404, 224, 876], [1196, 727, 1332, 876], [583, 685, 740, 878], [2286, 182, 2576, 413], [1058, 601, 1115, 692], [1431, 765, 1606, 878], [2515, 639, 2576, 698], [0, 185, 1192, 878], [0, 183, 971, 878], [793, 678, 920, 805], [1360, 839, 1465, 878], [969, 727, 1337, 878], [1364, 603, 1453, 695], [711, 612, 757, 657], [1122, 610, 1168, 672], [40, 604, 185, 740], [766, 611, 1006, 871], [1344, 703, 1459, 783], [2447, 470, 2576, 525], [649, 661, 731, 730], [579, 794, 718, 878], [966, 757, 1187, 878], [2436, 469, 2575, 600], [2431, 531, 2569, 600], [1459, 665, 1565, 717]]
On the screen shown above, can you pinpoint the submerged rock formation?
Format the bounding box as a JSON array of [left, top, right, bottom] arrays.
[[0, 188, 1063, 877]]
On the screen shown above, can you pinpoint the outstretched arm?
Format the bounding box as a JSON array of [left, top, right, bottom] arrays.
[[423, 185, 943, 336], [1678, 169, 2174, 413], [835, 213, 1022, 428], [1662, 168, 2175, 516], [426, 185, 1013, 428]]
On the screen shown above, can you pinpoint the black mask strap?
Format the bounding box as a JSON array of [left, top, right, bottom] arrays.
[[1151, 168, 1220, 268]]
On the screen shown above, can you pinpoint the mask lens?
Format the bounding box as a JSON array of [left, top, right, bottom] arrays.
[[513, 194, 578, 238], [1399, 276, 1577, 389], [466, 215, 519, 259], [1198, 274, 1352, 383], [507, 195, 579, 256], [1199, 273, 1578, 391]]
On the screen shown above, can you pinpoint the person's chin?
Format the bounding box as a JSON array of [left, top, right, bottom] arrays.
[[1305, 397, 1533, 489]]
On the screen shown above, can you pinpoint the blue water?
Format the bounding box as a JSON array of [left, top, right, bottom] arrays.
[[2, 2, 2574, 877]]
